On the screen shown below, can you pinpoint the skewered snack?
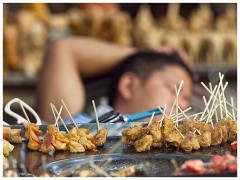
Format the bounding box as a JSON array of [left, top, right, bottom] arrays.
[[180, 132, 200, 151], [94, 128, 108, 146], [3, 139, 14, 156], [3, 127, 22, 143], [148, 121, 162, 148], [67, 127, 86, 153], [41, 132, 55, 153], [134, 135, 153, 152], [48, 125, 69, 150], [25, 122, 43, 150], [197, 131, 211, 147], [69, 127, 96, 151]]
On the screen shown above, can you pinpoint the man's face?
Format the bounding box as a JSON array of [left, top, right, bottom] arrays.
[[129, 65, 193, 116]]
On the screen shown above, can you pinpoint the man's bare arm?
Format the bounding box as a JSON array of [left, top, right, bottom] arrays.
[[37, 36, 136, 123]]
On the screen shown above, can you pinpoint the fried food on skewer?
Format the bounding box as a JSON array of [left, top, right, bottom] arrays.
[[148, 121, 162, 148], [24, 122, 43, 150], [134, 135, 153, 152], [67, 128, 85, 153], [210, 127, 223, 146], [41, 132, 55, 153], [47, 125, 69, 150], [180, 132, 200, 151], [162, 118, 183, 148], [122, 124, 144, 146], [68, 140, 85, 153], [197, 131, 211, 147], [164, 130, 184, 148], [3, 139, 14, 156], [94, 128, 108, 147], [3, 127, 11, 139], [3, 127, 22, 143]]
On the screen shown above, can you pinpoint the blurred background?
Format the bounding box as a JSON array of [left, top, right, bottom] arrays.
[[3, 3, 237, 123]]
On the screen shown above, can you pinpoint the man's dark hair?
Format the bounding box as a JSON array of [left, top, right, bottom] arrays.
[[108, 51, 195, 106]]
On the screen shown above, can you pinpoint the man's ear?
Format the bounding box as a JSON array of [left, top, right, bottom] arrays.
[[117, 72, 140, 101]]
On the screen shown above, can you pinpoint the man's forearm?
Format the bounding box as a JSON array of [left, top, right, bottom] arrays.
[[37, 36, 136, 123]]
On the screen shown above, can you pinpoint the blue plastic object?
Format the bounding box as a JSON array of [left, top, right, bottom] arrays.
[[122, 108, 163, 122]]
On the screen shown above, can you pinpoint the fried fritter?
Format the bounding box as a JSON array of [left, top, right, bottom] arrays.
[[134, 135, 153, 152], [94, 128, 108, 146]]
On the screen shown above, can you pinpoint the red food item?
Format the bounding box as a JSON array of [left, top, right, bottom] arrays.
[[231, 141, 237, 151], [227, 163, 237, 171], [210, 154, 237, 172], [184, 159, 206, 174]]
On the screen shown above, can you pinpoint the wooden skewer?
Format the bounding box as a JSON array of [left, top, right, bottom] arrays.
[[52, 104, 63, 127], [175, 81, 184, 126], [174, 126, 185, 138], [147, 112, 155, 127], [177, 80, 184, 96], [173, 118, 185, 123], [92, 100, 100, 131], [50, 103, 58, 126], [50, 104, 60, 131], [178, 106, 190, 121], [209, 82, 218, 122], [18, 100, 30, 123], [159, 104, 167, 127], [169, 99, 176, 117], [61, 99, 78, 129], [170, 107, 192, 119], [202, 96, 211, 123], [51, 104, 69, 133], [230, 97, 236, 120], [188, 111, 203, 120], [199, 85, 218, 121], [158, 106, 169, 118], [219, 73, 228, 117], [175, 85, 179, 126]]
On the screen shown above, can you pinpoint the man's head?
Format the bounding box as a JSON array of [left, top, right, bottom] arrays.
[[108, 50, 195, 115]]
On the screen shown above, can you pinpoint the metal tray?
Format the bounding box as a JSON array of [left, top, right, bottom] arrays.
[[5, 123, 237, 177]]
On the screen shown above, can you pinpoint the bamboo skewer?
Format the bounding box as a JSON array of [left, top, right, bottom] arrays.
[[219, 73, 228, 117], [209, 82, 218, 121], [169, 99, 177, 117], [231, 97, 236, 120], [147, 112, 155, 127], [175, 85, 179, 126], [170, 107, 192, 119], [159, 104, 167, 126], [187, 111, 203, 120], [92, 100, 100, 131], [61, 99, 78, 129], [19, 100, 30, 123], [178, 106, 190, 121], [202, 96, 211, 123], [51, 104, 69, 133], [50, 104, 60, 131], [158, 106, 169, 118], [199, 85, 218, 121]]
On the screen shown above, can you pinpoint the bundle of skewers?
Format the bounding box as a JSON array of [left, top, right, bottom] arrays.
[[122, 72, 237, 152]]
